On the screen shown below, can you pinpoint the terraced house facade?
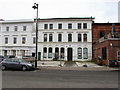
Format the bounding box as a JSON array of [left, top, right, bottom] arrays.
[[0, 17, 94, 61]]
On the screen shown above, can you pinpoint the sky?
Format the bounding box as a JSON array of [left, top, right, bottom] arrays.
[[0, 0, 119, 23]]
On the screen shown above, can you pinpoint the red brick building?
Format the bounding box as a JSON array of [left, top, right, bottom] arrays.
[[92, 23, 120, 66]]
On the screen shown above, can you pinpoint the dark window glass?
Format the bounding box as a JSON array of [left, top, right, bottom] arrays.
[[78, 34, 81, 42], [14, 26, 18, 31], [102, 47, 107, 60], [49, 34, 53, 42], [83, 34, 87, 42], [68, 34, 72, 42], [23, 26, 26, 31], [33, 37, 36, 44], [44, 34, 47, 42], [58, 24, 62, 29], [58, 34, 62, 42], [49, 24, 53, 29], [44, 24, 48, 29], [100, 31, 105, 38], [78, 23, 81, 29], [78, 48, 82, 59], [5, 37, 8, 44], [22, 37, 26, 44], [83, 48, 88, 59], [13, 37, 17, 44], [83, 23, 87, 29], [6, 27, 9, 31], [43, 47, 47, 58], [68, 23, 72, 29]]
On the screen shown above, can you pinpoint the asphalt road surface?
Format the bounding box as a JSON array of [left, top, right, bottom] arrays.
[[2, 70, 119, 88]]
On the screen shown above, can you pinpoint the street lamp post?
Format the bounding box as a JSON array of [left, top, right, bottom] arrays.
[[32, 3, 38, 68]]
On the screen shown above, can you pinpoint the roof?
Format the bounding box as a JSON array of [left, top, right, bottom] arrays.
[[1, 19, 33, 24], [39, 17, 95, 21]]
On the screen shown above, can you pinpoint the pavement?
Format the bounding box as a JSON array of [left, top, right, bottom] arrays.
[[37, 61, 119, 71]]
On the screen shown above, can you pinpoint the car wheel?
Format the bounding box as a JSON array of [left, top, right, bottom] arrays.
[[1, 65, 6, 70], [22, 66, 27, 71]]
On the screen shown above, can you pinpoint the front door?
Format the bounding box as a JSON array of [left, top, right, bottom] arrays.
[[67, 48, 73, 61]]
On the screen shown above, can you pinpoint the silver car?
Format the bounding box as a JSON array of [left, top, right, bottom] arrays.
[[0, 58, 35, 71]]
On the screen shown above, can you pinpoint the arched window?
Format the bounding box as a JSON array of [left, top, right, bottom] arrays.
[[60, 47, 64, 59], [48, 47, 52, 58], [83, 48, 88, 59], [43, 47, 47, 58], [78, 48, 82, 59]]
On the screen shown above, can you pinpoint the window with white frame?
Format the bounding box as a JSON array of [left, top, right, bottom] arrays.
[[6, 26, 9, 31], [49, 24, 53, 29], [68, 33, 72, 42], [43, 47, 47, 58], [58, 34, 62, 42], [78, 48, 82, 59], [83, 48, 88, 59], [44, 24, 48, 29], [44, 34, 47, 42], [83, 34, 87, 42], [49, 34, 53, 42], [33, 37, 36, 44], [78, 23, 81, 29], [13, 37, 17, 44], [68, 23, 72, 29], [5, 37, 8, 44], [23, 26, 26, 31], [83, 23, 87, 29], [14, 26, 18, 31], [58, 24, 62, 29], [22, 37, 26, 44], [78, 34, 82, 42], [48, 47, 52, 58]]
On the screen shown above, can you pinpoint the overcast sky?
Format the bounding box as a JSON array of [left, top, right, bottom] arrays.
[[0, 0, 119, 23]]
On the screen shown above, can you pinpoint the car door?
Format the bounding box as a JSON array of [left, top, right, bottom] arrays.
[[11, 60, 22, 69]]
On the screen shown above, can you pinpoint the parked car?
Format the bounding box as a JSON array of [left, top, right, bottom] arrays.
[[0, 55, 4, 62], [0, 58, 35, 71], [4, 55, 16, 59]]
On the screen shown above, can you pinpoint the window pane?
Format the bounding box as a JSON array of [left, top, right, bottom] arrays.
[[83, 48, 88, 59], [78, 23, 81, 29], [33, 37, 36, 44], [13, 37, 17, 44], [43, 47, 47, 58], [5, 37, 8, 44], [58, 34, 62, 42], [102, 47, 107, 60], [68, 23, 72, 29], [100, 31, 105, 38], [49, 24, 53, 29], [49, 34, 53, 42], [22, 37, 26, 44], [78, 48, 82, 59], [44, 34, 47, 42], [14, 26, 18, 31], [68, 34, 72, 42], [78, 34, 81, 42], [83, 34, 87, 42], [58, 24, 62, 29], [44, 24, 48, 29], [48, 47, 52, 58], [6, 27, 9, 31], [23, 26, 26, 31], [83, 23, 87, 29]]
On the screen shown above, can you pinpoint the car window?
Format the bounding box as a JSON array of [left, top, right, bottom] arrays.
[[4, 59, 12, 62]]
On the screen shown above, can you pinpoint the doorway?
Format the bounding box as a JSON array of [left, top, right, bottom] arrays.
[[67, 48, 73, 61]]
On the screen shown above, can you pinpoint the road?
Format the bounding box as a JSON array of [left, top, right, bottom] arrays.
[[2, 70, 119, 88]]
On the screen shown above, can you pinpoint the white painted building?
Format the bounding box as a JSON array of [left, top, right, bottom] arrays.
[[0, 19, 36, 58], [0, 17, 94, 61], [38, 17, 94, 61]]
